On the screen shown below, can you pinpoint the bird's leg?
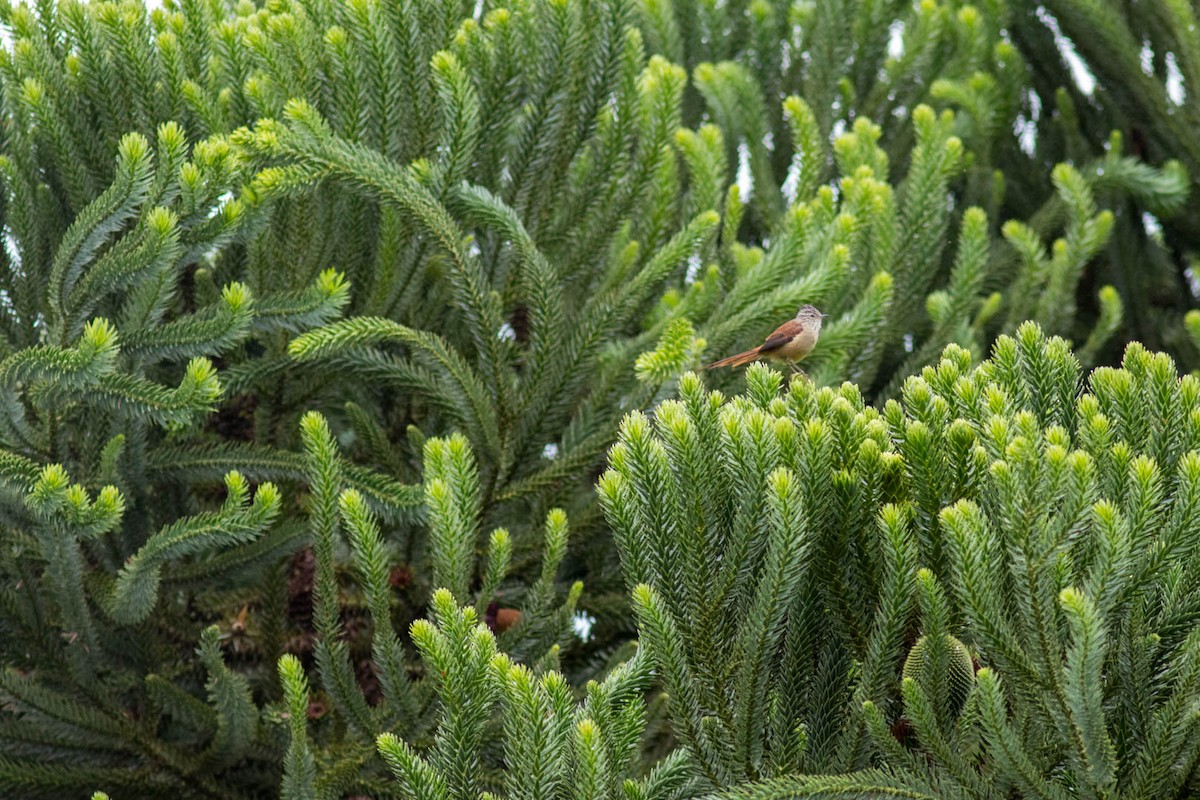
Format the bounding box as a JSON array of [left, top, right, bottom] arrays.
[[788, 361, 800, 375]]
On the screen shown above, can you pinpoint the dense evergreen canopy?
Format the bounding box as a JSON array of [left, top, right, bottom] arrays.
[[0, 0, 1198, 797]]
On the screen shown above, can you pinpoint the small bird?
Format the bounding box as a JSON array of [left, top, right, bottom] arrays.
[[705, 305, 828, 372]]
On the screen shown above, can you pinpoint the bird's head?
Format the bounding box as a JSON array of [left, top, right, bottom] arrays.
[[796, 304, 828, 329]]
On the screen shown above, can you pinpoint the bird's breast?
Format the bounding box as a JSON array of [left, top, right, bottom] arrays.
[[774, 328, 818, 359]]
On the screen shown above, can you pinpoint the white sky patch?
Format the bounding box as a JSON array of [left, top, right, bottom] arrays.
[[903, 332, 914, 353], [1015, 88, 1041, 156], [497, 322, 516, 340], [1140, 40, 1155, 75], [1185, 267, 1200, 300], [4, 231, 21, 270], [572, 611, 595, 642], [542, 442, 559, 460], [1166, 53, 1186, 104], [1142, 212, 1163, 238], [1028, 88, 1043, 121], [685, 253, 703, 284], [736, 142, 753, 201], [207, 190, 236, 219], [781, 163, 800, 205], [1035, 7, 1096, 96], [887, 21, 905, 59], [1015, 116, 1037, 155]]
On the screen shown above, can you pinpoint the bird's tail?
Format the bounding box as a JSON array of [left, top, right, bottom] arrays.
[[704, 347, 762, 369]]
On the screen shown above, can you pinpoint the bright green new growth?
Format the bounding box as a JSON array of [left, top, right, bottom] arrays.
[[363, 590, 693, 800], [107, 471, 281, 623], [604, 324, 1200, 798], [0, 0, 1198, 797]]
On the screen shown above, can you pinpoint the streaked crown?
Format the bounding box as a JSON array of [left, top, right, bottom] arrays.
[[796, 304, 827, 320]]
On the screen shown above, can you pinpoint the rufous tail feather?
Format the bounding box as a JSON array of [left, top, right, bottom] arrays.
[[704, 347, 762, 369]]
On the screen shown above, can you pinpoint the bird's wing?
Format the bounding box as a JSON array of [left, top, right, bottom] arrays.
[[758, 319, 802, 353]]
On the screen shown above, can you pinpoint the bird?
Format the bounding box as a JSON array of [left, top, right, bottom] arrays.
[[704, 305, 828, 373]]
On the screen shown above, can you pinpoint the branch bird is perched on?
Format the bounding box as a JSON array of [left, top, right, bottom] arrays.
[[705, 305, 828, 372]]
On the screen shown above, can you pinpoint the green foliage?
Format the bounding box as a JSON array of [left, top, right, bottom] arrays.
[[1002, 0, 1200, 360], [0, 0, 1196, 797], [269, 422, 682, 797], [256, 415, 593, 797], [0, 103, 399, 799], [365, 591, 693, 800], [605, 326, 1200, 797], [108, 470, 281, 624]]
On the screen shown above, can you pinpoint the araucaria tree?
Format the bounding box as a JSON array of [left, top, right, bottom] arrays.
[[0, 0, 1197, 797], [603, 327, 1200, 798]]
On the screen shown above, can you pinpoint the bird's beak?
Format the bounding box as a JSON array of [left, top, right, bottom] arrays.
[[820, 313, 829, 318]]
